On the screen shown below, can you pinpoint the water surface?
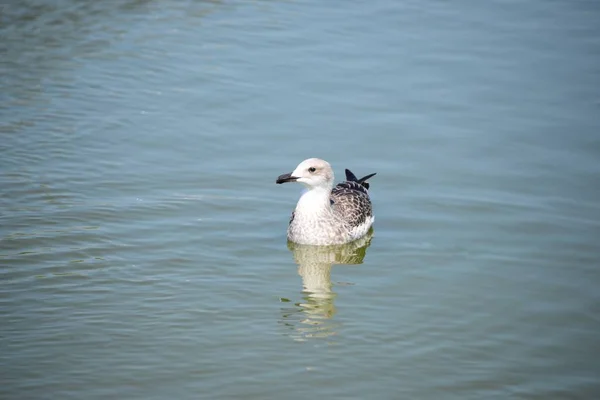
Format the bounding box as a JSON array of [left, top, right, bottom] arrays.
[[2, 0, 599, 398]]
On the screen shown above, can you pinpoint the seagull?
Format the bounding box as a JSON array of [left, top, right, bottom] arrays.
[[276, 158, 376, 245]]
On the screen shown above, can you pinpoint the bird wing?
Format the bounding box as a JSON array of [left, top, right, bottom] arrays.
[[330, 181, 373, 228]]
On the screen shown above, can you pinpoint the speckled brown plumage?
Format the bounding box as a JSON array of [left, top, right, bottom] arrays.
[[331, 180, 373, 228]]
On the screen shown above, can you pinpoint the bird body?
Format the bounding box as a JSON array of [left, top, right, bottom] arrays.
[[276, 158, 376, 245]]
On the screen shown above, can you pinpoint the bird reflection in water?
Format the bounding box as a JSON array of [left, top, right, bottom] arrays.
[[279, 229, 374, 341]]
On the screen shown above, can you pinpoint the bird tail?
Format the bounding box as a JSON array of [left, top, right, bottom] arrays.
[[345, 169, 377, 190]]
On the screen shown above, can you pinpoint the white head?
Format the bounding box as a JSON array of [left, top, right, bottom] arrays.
[[276, 158, 334, 190]]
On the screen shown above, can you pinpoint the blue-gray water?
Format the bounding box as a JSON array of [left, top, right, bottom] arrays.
[[2, 1, 599, 398]]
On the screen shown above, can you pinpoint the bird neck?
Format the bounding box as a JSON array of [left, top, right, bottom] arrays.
[[295, 186, 332, 217]]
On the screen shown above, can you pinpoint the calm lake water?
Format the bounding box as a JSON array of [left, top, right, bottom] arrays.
[[2, 0, 599, 398]]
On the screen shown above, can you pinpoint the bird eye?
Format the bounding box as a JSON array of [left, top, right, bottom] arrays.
[[308, 167, 316, 173]]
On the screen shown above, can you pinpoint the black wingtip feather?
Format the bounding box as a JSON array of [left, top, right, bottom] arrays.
[[345, 169, 358, 182], [357, 172, 377, 184], [344, 169, 376, 190]]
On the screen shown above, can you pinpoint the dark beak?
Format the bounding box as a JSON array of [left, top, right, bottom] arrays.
[[276, 172, 298, 184]]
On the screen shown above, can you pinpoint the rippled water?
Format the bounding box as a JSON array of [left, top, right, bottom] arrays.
[[2, 0, 599, 398]]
